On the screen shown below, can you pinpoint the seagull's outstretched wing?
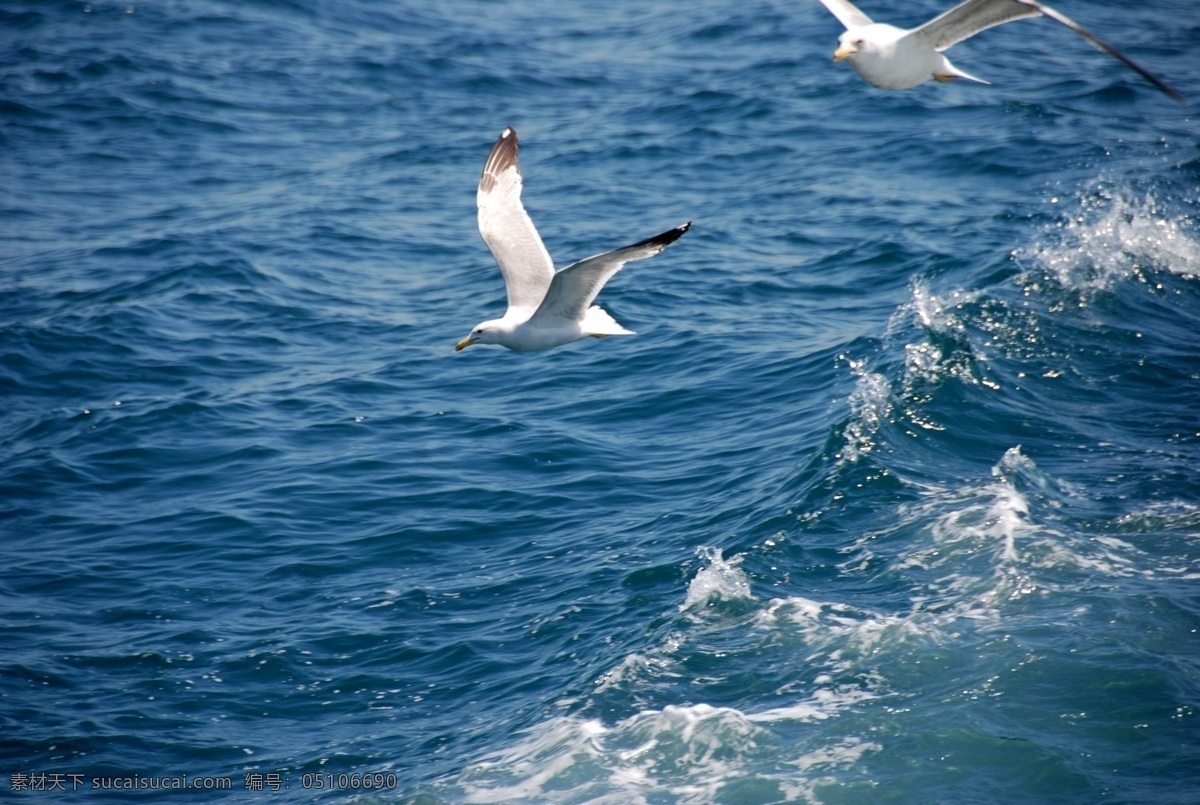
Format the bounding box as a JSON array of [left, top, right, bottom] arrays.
[[530, 222, 691, 324], [1015, 0, 1184, 104], [477, 127, 556, 316], [908, 0, 1184, 103], [815, 0, 874, 31], [909, 0, 1040, 52]]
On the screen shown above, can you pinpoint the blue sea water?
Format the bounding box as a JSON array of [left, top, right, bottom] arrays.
[[3, 0, 1200, 801]]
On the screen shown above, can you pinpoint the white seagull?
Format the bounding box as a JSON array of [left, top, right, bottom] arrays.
[[456, 127, 691, 353], [816, 0, 1183, 103]]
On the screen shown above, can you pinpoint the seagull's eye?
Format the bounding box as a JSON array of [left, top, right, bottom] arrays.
[[854, 39, 865, 48]]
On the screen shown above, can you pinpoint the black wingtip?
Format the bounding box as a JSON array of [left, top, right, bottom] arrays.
[[480, 127, 521, 192], [634, 221, 692, 251], [1022, 0, 1186, 105]]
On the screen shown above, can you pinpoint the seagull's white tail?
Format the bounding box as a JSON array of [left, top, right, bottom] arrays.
[[939, 56, 990, 85], [583, 306, 634, 337]]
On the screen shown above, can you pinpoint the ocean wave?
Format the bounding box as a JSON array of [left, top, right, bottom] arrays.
[[1018, 180, 1200, 293]]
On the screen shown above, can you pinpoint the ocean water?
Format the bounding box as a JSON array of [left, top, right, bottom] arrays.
[[3, 0, 1199, 801]]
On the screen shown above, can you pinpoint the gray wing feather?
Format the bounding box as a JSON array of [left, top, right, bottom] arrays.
[[1015, 0, 1184, 103], [907, 0, 1184, 103], [477, 127, 556, 316], [816, 0, 874, 30], [909, 0, 1041, 51], [530, 223, 691, 324]]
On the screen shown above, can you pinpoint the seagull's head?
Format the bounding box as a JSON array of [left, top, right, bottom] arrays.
[[455, 320, 503, 351], [833, 24, 903, 65], [833, 30, 869, 63]]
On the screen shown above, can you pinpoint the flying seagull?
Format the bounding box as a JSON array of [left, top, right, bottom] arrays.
[[456, 127, 691, 353], [816, 0, 1183, 103]]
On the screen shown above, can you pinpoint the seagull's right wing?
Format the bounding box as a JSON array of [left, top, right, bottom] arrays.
[[909, 0, 1040, 52], [477, 127, 556, 317], [1014, 0, 1184, 104], [530, 222, 691, 325], [815, 0, 874, 31]]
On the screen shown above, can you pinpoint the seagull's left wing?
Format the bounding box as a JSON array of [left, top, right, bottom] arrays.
[[1015, 0, 1184, 104], [909, 0, 1184, 103], [815, 0, 874, 31], [909, 0, 1040, 52], [478, 127, 557, 317], [530, 223, 691, 324]]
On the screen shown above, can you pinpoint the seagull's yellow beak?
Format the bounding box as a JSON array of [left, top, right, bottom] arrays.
[[833, 46, 853, 62], [455, 336, 477, 352]]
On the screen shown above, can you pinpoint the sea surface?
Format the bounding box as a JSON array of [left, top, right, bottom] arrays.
[[3, 0, 1199, 802]]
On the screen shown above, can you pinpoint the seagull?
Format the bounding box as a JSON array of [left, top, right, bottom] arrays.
[[456, 127, 691, 353], [816, 0, 1183, 103]]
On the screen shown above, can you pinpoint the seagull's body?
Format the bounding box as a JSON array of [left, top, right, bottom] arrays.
[[817, 0, 1183, 102], [456, 127, 690, 353], [834, 20, 984, 89]]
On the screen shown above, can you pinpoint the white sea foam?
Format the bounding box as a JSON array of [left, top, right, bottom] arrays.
[[838, 359, 892, 463], [904, 281, 967, 383], [457, 700, 879, 803], [680, 547, 753, 613], [906, 279, 979, 336], [593, 646, 683, 693], [894, 279, 1003, 394], [786, 736, 882, 772], [595, 549, 755, 698], [456, 469, 1199, 802], [1019, 183, 1200, 292], [746, 686, 881, 723], [457, 716, 611, 803], [457, 547, 888, 802], [899, 447, 1037, 565], [853, 445, 1200, 627], [1107, 502, 1200, 578], [880, 448, 1049, 627]]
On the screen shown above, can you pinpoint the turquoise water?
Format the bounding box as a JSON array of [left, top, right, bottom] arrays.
[[3, 0, 1199, 801]]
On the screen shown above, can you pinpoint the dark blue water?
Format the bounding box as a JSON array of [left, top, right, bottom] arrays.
[[3, 0, 1199, 801]]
